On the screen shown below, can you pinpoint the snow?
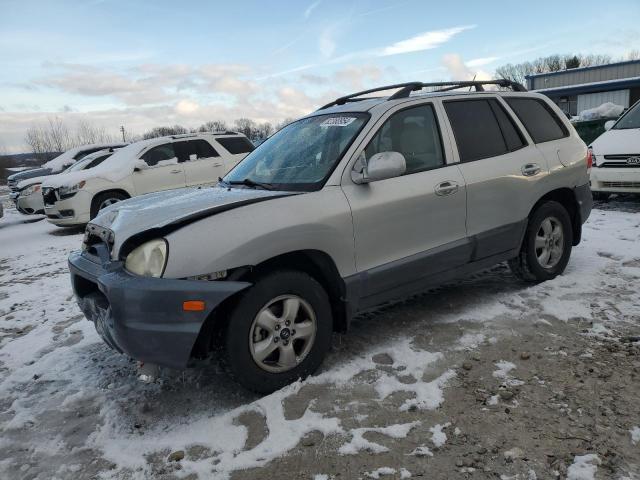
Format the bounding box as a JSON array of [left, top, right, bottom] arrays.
[[566, 454, 601, 480], [429, 422, 450, 447], [42, 143, 122, 173], [577, 102, 624, 121], [1, 198, 639, 478], [338, 422, 419, 455], [365, 467, 396, 478]]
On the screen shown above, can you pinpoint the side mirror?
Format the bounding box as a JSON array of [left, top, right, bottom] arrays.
[[604, 120, 615, 131], [351, 151, 406, 184], [133, 159, 149, 172]]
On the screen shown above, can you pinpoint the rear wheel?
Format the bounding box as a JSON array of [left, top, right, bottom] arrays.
[[223, 270, 332, 393], [90, 191, 128, 219], [509, 201, 573, 282]]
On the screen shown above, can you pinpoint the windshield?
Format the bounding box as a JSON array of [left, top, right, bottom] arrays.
[[613, 101, 640, 129], [224, 113, 369, 191]]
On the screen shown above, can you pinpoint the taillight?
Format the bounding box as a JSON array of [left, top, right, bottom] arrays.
[[586, 148, 593, 172]]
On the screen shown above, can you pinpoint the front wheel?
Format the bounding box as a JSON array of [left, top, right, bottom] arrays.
[[223, 270, 333, 393], [509, 201, 573, 283], [90, 191, 128, 219]]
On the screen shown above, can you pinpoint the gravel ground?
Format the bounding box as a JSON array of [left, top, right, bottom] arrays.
[[0, 188, 639, 480]]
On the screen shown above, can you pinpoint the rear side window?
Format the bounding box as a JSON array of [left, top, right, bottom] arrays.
[[489, 100, 526, 151], [505, 97, 568, 143], [364, 104, 445, 175], [445, 99, 512, 162], [217, 137, 255, 154], [84, 154, 110, 169], [191, 139, 219, 158], [141, 144, 176, 166]]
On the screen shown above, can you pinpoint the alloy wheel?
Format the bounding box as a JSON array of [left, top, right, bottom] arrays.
[[535, 216, 564, 269]]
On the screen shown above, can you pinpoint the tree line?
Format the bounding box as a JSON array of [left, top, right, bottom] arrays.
[[494, 51, 640, 86], [24, 117, 296, 161]]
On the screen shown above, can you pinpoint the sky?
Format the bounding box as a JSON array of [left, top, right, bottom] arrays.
[[0, 0, 639, 153]]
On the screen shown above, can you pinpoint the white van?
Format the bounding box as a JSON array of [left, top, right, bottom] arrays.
[[590, 100, 640, 199], [43, 132, 254, 226]]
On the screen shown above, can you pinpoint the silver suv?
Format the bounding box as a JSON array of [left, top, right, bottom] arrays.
[[69, 80, 592, 393]]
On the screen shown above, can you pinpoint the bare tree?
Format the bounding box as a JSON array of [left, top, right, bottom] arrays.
[[198, 120, 228, 133], [75, 120, 114, 145], [141, 125, 189, 139], [275, 118, 296, 132], [233, 118, 258, 139], [256, 122, 274, 140]]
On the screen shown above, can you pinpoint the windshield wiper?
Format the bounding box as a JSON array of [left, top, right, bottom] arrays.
[[227, 178, 275, 190]]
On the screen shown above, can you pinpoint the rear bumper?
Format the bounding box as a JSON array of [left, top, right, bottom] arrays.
[[69, 250, 250, 369], [574, 182, 592, 224], [590, 168, 640, 193]]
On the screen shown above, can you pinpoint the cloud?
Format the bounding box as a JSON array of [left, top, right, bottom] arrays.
[[379, 25, 475, 56], [441, 54, 492, 82], [319, 25, 337, 58], [304, 0, 321, 19], [466, 56, 499, 67]]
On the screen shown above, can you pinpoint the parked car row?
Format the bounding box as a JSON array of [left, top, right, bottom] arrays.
[[588, 98, 640, 200], [68, 80, 594, 392], [7, 132, 254, 226]]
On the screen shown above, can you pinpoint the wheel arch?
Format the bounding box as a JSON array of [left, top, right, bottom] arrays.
[[529, 187, 581, 246], [90, 188, 132, 216], [190, 249, 349, 360]]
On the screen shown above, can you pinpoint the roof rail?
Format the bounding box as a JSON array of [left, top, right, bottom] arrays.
[[170, 133, 198, 139], [211, 130, 239, 135], [318, 80, 527, 110]]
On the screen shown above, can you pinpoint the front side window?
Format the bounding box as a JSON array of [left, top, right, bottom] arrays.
[[141, 144, 176, 166], [505, 97, 568, 143], [444, 99, 512, 162], [613, 101, 640, 129], [224, 113, 369, 191], [364, 104, 445, 175]]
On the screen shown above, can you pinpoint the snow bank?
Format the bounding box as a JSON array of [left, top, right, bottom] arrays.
[[578, 102, 624, 121]]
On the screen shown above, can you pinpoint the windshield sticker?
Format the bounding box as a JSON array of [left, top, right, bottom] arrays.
[[320, 117, 357, 127]]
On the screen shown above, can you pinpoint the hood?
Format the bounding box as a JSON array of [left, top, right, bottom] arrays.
[[590, 128, 640, 155], [90, 186, 295, 254], [41, 169, 98, 189], [8, 167, 52, 183], [16, 174, 54, 190]]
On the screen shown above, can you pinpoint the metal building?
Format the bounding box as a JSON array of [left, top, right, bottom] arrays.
[[527, 60, 640, 116]]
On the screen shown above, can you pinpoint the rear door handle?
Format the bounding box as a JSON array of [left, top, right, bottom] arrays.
[[170, 169, 182, 174], [435, 181, 459, 196], [212, 163, 223, 167], [521, 163, 541, 176]]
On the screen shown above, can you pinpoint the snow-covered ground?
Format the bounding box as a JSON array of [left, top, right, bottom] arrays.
[[1, 189, 639, 480]]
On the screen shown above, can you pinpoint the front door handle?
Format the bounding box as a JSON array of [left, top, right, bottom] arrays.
[[170, 169, 182, 174], [435, 181, 459, 196], [212, 163, 223, 167], [521, 163, 541, 176]]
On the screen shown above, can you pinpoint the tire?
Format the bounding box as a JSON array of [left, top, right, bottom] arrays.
[[222, 270, 333, 393], [592, 191, 610, 202], [90, 191, 128, 219], [508, 201, 573, 283]]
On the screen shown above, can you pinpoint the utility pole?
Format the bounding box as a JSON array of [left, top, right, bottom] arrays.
[[120, 125, 126, 142]]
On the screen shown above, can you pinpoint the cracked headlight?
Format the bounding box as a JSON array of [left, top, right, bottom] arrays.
[[125, 239, 168, 277], [59, 181, 86, 199], [22, 183, 42, 196]]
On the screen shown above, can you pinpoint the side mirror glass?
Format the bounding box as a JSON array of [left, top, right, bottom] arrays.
[[133, 159, 149, 172], [351, 151, 406, 184], [604, 120, 615, 131]]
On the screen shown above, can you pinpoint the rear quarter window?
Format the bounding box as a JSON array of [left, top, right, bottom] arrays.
[[505, 97, 569, 144], [217, 137, 255, 154]]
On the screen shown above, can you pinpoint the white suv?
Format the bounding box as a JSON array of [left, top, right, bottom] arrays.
[[590, 99, 640, 199], [43, 132, 254, 226]]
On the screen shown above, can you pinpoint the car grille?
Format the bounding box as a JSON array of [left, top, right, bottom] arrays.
[[600, 154, 640, 168], [602, 181, 640, 188], [83, 224, 115, 253], [42, 187, 58, 206]]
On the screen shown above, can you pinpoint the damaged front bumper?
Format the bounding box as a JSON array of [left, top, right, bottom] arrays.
[[68, 250, 250, 369]]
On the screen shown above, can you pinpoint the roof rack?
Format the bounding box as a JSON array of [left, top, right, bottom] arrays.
[[318, 80, 527, 110]]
